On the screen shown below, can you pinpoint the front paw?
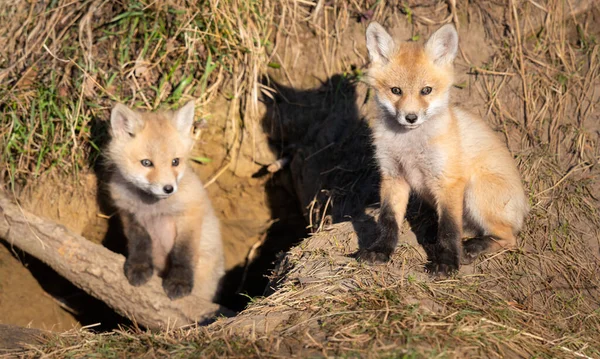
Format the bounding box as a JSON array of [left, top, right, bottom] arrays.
[[162, 266, 194, 300], [426, 249, 459, 276], [356, 247, 392, 264], [425, 261, 459, 276], [124, 259, 153, 286]]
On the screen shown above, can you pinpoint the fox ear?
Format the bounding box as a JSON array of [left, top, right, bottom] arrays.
[[111, 103, 143, 137], [173, 100, 196, 135], [366, 22, 395, 64], [425, 24, 458, 65]]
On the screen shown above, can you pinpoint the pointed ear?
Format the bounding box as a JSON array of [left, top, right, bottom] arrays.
[[110, 103, 144, 137], [172, 100, 196, 134], [425, 24, 458, 65], [366, 22, 395, 65]]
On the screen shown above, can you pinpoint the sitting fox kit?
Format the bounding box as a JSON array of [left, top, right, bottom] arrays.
[[357, 22, 529, 274], [107, 100, 224, 300]]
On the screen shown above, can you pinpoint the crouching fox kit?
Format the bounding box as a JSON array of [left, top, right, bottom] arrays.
[[107, 100, 224, 300], [357, 22, 529, 274]]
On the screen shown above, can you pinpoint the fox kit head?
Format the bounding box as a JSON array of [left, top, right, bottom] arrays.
[[108, 100, 196, 199], [366, 22, 458, 129]]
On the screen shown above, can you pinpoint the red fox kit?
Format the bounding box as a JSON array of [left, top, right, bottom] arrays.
[[357, 22, 529, 274], [107, 100, 224, 300]]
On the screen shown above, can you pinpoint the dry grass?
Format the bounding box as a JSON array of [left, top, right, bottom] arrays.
[[1, 0, 600, 358], [8, 219, 599, 358]]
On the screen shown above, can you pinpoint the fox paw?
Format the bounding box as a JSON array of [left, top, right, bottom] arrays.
[[356, 248, 391, 264], [461, 246, 479, 265], [124, 260, 153, 286], [426, 250, 460, 276], [461, 237, 492, 265], [425, 261, 459, 276], [163, 267, 194, 300]]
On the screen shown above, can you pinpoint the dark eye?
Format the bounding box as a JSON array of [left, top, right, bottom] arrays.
[[391, 87, 402, 95], [421, 86, 432, 95], [172, 158, 180, 167], [141, 159, 153, 167]]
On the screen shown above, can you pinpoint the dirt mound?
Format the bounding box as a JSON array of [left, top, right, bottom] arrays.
[[213, 213, 598, 357]]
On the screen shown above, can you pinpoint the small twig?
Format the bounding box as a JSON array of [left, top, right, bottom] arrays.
[[533, 163, 593, 198], [448, 0, 459, 31], [468, 67, 516, 77], [511, 0, 530, 131], [305, 143, 335, 161], [79, 323, 101, 330], [204, 161, 231, 188], [476, 248, 513, 265], [267, 157, 290, 173], [96, 212, 113, 219], [317, 192, 333, 232]]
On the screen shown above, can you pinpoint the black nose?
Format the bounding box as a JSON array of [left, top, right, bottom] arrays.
[[405, 114, 418, 123], [163, 185, 174, 194]]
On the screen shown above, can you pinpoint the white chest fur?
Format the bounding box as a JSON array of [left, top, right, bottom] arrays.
[[139, 212, 176, 272], [109, 180, 183, 272], [373, 121, 449, 196]]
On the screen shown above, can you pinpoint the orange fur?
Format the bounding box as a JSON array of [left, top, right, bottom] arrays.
[[107, 101, 224, 300], [361, 22, 529, 271]]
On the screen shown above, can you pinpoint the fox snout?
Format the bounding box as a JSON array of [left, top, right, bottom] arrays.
[[405, 113, 418, 124], [145, 181, 178, 198], [142, 161, 186, 199], [151, 178, 179, 197], [144, 169, 182, 198], [377, 98, 425, 129], [396, 110, 424, 128]]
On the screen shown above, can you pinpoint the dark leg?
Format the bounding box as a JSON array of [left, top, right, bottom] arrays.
[[121, 211, 154, 286], [162, 236, 195, 300], [426, 179, 465, 276], [356, 200, 400, 263], [356, 175, 410, 263], [426, 209, 461, 275]]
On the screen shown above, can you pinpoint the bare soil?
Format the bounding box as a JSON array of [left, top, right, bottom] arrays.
[[0, 244, 77, 331]]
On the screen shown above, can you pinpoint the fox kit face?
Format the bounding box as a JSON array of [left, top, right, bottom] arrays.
[[108, 101, 196, 199], [366, 23, 458, 129]]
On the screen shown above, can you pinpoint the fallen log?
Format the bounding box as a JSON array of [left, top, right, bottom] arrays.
[[0, 192, 230, 330]]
